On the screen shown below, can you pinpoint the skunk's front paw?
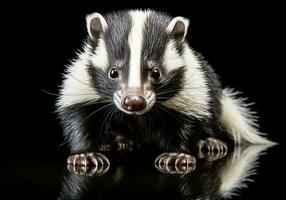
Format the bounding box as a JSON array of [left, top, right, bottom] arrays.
[[197, 138, 228, 161], [155, 152, 196, 174], [67, 152, 109, 166], [67, 152, 110, 176]]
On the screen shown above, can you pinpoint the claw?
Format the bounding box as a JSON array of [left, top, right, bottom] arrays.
[[219, 145, 223, 153], [155, 152, 196, 174], [88, 153, 99, 166], [67, 152, 110, 176], [197, 138, 228, 161], [80, 153, 87, 167], [154, 152, 169, 166]]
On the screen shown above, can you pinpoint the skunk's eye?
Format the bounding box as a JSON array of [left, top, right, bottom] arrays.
[[151, 68, 160, 80], [109, 67, 119, 79]]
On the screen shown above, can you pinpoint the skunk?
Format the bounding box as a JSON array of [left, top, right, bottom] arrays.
[[56, 9, 272, 166]]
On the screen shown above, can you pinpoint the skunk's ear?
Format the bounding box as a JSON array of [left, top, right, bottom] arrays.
[[86, 12, 108, 40], [167, 17, 189, 42]]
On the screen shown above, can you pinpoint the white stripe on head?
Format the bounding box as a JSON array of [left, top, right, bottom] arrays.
[[163, 39, 184, 71], [91, 38, 109, 70], [128, 10, 150, 88]]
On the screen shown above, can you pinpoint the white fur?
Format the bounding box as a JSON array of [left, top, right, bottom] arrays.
[[57, 43, 101, 109], [163, 40, 184, 71], [86, 12, 108, 39], [166, 16, 189, 41], [90, 38, 109, 70], [220, 88, 274, 144], [58, 13, 110, 109], [127, 10, 150, 88], [219, 144, 273, 198], [161, 45, 211, 119]]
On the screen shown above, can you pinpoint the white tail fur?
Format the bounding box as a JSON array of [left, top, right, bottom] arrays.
[[219, 144, 273, 198], [220, 88, 274, 145]]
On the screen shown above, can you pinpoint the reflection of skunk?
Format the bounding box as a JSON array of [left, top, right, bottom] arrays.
[[57, 145, 273, 200], [180, 144, 273, 199], [219, 145, 273, 198], [56, 9, 272, 154]]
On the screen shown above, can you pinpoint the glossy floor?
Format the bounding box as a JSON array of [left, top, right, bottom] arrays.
[[0, 144, 282, 200]]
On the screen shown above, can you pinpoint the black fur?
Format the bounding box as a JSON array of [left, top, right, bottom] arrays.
[[57, 10, 226, 154], [142, 12, 171, 62], [59, 100, 197, 153], [104, 11, 132, 65], [154, 67, 186, 101]]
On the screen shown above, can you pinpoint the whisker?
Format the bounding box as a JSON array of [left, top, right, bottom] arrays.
[[86, 100, 114, 105], [99, 106, 115, 138], [156, 87, 201, 97], [41, 89, 60, 96], [156, 88, 183, 96], [94, 88, 113, 97], [154, 69, 206, 94], [109, 107, 118, 125], [156, 104, 193, 124], [152, 107, 165, 132], [69, 74, 92, 87], [157, 97, 207, 109], [41, 89, 104, 97], [154, 74, 176, 92], [42, 87, 113, 98], [104, 106, 117, 136], [156, 104, 181, 123], [84, 103, 113, 122], [66, 74, 113, 97], [156, 97, 172, 100]]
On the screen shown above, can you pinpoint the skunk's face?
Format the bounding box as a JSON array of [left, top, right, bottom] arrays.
[[87, 11, 189, 115]]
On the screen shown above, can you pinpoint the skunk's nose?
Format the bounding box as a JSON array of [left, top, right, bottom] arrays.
[[122, 95, 146, 112]]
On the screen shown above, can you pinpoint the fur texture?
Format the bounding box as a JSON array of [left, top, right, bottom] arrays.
[[56, 9, 272, 154]]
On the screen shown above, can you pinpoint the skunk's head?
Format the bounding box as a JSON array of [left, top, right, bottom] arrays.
[[86, 10, 189, 115]]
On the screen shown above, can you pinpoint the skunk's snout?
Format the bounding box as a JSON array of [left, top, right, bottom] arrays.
[[121, 95, 146, 112], [114, 88, 155, 115]]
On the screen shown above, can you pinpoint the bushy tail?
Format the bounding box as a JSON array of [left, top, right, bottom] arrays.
[[220, 88, 275, 145]]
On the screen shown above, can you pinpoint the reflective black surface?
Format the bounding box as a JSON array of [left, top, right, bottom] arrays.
[[1, 144, 282, 200]]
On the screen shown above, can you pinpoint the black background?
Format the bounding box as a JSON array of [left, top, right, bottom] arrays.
[[2, 0, 284, 199]]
